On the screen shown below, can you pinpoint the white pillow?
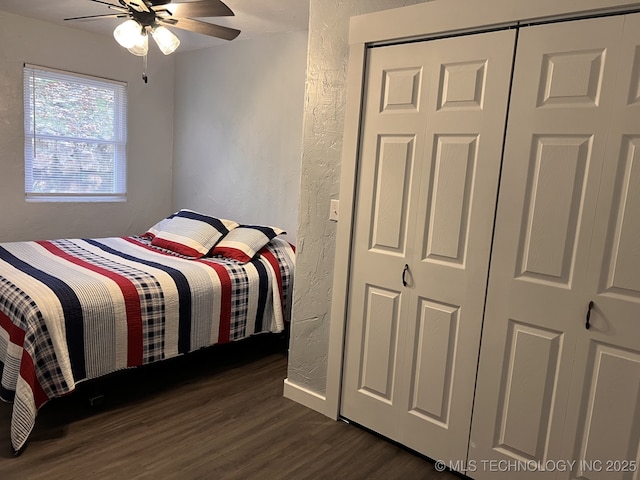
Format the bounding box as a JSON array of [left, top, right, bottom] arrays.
[[151, 209, 238, 258], [211, 225, 285, 262]]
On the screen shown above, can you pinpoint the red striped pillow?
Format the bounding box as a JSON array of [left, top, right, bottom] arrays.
[[211, 225, 285, 262], [143, 211, 177, 238], [151, 209, 238, 258]]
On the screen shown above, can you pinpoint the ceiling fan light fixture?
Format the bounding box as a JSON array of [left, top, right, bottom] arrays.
[[113, 19, 144, 49], [127, 31, 149, 56], [151, 25, 181, 55]]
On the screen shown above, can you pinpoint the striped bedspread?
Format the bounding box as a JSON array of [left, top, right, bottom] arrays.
[[0, 236, 295, 452]]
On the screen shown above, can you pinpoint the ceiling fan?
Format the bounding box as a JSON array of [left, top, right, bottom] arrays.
[[65, 0, 241, 81]]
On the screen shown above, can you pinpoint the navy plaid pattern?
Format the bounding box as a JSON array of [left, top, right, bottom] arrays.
[[0, 235, 295, 452], [0, 277, 69, 400], [55, 240, 166, 364], [229, 263, 250, 340], [263, 239, 295, 321]]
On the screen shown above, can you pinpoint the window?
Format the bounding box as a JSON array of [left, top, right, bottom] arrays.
[[23, 64, 127, 202]]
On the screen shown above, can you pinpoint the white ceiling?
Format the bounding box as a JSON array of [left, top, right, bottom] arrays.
[[0, 0, 310, 51]]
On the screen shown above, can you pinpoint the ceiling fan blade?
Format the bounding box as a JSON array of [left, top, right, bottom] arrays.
[[157, 17, 178, 25], [164, 17, 240, 41], [148, 0, 171, 5], [64, 13, 127, 21], [88, 0, 123, 7], [121, 0, 151, 13], [163, 0, 234, 18]]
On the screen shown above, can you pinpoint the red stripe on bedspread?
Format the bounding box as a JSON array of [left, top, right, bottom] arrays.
[[125, 237, 235, 343], [125, 237, 235, 344], [202, 263, 232, 343], [260, 250, 285, 317], [19, 349, 49, 408], [36, 241, 144, 367], [1, 311, 49, 407], [0, 310, 26, 346]]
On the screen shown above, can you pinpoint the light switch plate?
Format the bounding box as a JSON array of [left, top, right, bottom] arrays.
[[329, 199, 339, 221]]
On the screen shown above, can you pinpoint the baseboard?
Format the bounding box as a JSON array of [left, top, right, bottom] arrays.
[[283, 378, 331, 417]]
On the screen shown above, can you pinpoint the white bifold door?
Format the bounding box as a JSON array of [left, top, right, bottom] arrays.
[[469, 13, 640, 480], [340, 30, 515, 463]]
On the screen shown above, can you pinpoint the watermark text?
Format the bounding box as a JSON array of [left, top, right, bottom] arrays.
[[433, 459, 638, 474]]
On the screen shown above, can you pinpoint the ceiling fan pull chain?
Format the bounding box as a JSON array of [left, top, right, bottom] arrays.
[[142, 53, 148, 83]]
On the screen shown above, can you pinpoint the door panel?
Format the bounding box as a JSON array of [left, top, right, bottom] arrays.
[[495, 321, 563, 460], [600, 136, 640, 296], [341, 29, 515, 466], [573, 343, 640, 480], [382, 67, 422, 112], [438, 60, 487, 110], [398, 30, 515, 464], [370, 135, 415, 253], [470, 14, 639, 480], [564, 13, 640, 480], [408, 298, 459, 425], [359, 285, 401, 401], [537, 49, 605, 107], [516, 135, 591, 284], [341, 40, 429, 440], [423, 134, 477, 264]]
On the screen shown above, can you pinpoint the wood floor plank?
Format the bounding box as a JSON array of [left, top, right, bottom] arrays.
[[0, 336, 462, 479]]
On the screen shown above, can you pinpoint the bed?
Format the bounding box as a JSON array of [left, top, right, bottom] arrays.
[[0, 210, 295, 454]]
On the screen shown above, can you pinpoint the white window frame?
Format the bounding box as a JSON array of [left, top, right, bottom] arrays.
[[23, 64, 127, 203]]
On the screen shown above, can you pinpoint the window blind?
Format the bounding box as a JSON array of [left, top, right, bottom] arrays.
[[24, 64, 128, 202]]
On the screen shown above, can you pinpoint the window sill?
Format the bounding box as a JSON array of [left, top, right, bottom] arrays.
[[25, 195, 127, 203]]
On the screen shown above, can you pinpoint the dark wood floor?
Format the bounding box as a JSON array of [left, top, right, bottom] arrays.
[[0, 336, 461, 480]]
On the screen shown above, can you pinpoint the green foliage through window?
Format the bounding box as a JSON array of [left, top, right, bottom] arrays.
[[24, 65, 127, 202]]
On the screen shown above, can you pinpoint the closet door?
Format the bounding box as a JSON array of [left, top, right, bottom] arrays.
[[341, 29, 515, 464], [469, 15, 639, 479], [563, 13, 640, 477]]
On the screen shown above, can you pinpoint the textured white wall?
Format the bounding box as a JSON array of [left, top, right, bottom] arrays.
[[287, 0, 432, 395], [0, 10, 175, 242], [171, 31, 308, 241]]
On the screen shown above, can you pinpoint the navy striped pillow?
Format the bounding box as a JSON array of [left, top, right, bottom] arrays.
[[211, 225, 285, 262], [151, 209, 239, 258]]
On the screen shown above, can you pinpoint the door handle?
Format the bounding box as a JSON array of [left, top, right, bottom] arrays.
[[585, 301, 594, 330], [402, 264, 409, 287]]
